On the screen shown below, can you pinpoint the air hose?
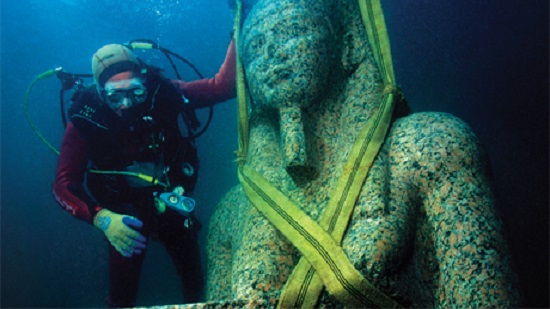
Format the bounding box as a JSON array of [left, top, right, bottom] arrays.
[[24, 68, 63, 155], [24, 68, 165, 187], [88, 169, 169, 188], [126, 39, 204, 80], [127, 39, 213, 139], [26, 39, 209, 186]]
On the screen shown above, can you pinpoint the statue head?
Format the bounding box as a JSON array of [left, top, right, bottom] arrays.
[[240, 0, 333, 111], [237, 0, 380, 180]]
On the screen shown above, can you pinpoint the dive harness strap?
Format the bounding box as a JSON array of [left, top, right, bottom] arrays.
[[234, 0, 401, 307]]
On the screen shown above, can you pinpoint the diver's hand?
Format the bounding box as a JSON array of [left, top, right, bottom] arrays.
[[170, 79, 187, 92], [93, 209, 147, 257]]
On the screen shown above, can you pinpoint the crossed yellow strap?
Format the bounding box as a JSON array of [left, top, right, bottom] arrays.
[[239, 90, 399, 308], [233, 0, 402, 307]]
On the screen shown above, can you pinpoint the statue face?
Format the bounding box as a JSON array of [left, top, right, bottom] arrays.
[[240, 0, 331, 110]]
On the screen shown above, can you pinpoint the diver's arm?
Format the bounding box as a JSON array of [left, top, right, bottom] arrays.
[[171, 39, 236, 108], [53, 122, 103, 224]]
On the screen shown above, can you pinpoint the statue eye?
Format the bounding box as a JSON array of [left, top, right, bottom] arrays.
[[247, 34, 266, 55], [243, 33, 267, 67], [289, 21, 309, 36]]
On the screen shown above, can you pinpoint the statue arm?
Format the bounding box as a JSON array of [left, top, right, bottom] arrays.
[[206, 188, 236, 301]]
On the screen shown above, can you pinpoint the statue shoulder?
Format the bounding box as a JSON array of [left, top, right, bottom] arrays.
[[390, 112, 479, 146], [385, 112, 488, 188]]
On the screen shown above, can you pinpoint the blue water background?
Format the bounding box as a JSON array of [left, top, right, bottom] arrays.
[[1, 0, 548, 307]]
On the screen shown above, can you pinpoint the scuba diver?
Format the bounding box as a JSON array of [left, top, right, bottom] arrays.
[[52, 42, 235, 307]]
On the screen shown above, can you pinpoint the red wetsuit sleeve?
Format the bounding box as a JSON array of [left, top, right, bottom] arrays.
[[171, 39, 237, 108], [53, 122, 102, 223]]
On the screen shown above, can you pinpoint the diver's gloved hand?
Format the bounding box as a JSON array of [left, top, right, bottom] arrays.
[[93, 209, 147, 257]]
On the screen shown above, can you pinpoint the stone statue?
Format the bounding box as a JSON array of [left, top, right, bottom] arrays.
[[206, 0, 519, 307]]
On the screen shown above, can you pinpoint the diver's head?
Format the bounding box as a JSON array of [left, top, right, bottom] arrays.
[[92, 44, 148, 117], [92, 44, 141, 87]]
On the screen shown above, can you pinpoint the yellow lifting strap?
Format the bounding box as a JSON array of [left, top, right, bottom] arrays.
[[276, 101, 399, 308], [234, 0, 402, 307], [239, 92, 399, 308], [233, 0, 250, 166], [359, 0, 397, 85]]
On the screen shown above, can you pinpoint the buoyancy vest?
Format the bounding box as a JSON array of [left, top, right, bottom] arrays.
[[68, 70, 199, 205]]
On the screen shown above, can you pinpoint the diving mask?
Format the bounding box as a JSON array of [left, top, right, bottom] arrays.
[[103, 78, 148, 109]]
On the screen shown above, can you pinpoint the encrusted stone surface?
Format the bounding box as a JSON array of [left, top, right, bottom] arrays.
[[201, 0, 518, 308]]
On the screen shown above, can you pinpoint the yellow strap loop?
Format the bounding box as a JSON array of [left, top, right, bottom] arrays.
[[233, 0, 402, 307], [272, 91, 399, 308], [277, 0, 402, 307], [239, 140, 398, 307]]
